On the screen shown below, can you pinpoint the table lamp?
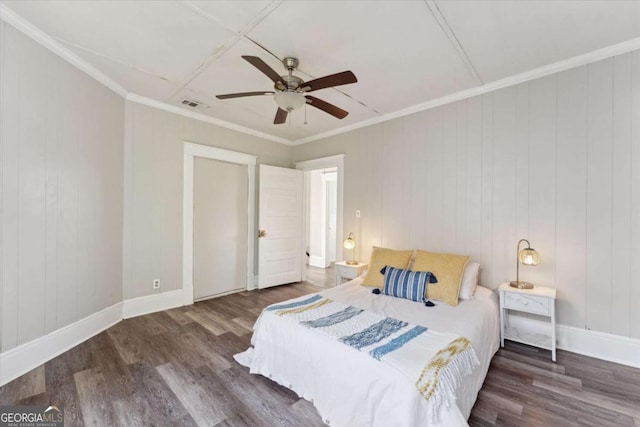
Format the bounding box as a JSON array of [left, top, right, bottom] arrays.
[[343, 232, 357, 265], [510, 239, 540, 289]]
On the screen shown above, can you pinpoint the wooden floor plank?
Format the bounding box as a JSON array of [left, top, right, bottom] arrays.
[[533, 379, 640, 420], [164, 307, 194, 326], [10, 365, 46, 401], [289, 398, 327, 427], [218, 365, 303, 426], [490, 355, 582, 389], [126, 362, 193, 424], [193, 365, 265, 426], [185, 311, 227, 336], [156, 362, 225, 427], [74, 368, 118, 427]]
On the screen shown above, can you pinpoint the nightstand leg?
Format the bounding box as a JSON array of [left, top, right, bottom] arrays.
[[551, 306, 557, 362], [499, 297, 505, 348], [500, 311, 505, 347]]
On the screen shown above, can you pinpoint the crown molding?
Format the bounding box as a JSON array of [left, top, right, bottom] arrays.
[[292, 37, 640, 146], [0, 3, 128, 98], [0, 3, 294, 146], [125, 93, 292, 145], [1, 3, 292, 145]]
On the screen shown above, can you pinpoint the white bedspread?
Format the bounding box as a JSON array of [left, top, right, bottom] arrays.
[[236, 278, 500, 427]]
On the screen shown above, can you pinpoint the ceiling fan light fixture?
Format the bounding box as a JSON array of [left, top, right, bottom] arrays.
[[274, 91, 305, 112]]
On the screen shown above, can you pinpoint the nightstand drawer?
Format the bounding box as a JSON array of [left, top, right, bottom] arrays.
[[334, 262, 368, 286], [336, 264, 357, 279], [504, 292, 551, 315]]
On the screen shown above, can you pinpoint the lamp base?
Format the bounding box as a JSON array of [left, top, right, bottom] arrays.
[[345, 260, 359, 265], [510, 281, 534, 289]]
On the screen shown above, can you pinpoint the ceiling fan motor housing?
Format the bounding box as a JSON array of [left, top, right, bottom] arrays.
[[277, 75, 304, 91]]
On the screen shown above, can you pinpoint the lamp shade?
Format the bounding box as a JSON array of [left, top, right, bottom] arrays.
[[343, 232, 357, 265], [510, 238, 540, 289], [518, 248, 540, 266], [343, 233, 355, 250]]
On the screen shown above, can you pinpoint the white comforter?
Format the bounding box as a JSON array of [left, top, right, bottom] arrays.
[[236, 278, 500, 427]]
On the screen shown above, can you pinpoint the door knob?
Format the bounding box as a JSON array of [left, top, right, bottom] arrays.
[[258, 229, 267, 238]]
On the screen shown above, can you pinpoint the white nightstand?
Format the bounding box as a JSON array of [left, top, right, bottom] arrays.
[[334, 261, 368, 287], [499, 282, 557, 361]]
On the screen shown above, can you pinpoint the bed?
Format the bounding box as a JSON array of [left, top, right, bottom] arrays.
[[236, 277, 500, 427]]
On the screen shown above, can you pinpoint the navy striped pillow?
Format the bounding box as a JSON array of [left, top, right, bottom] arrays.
[[381, 266, 437, 303]]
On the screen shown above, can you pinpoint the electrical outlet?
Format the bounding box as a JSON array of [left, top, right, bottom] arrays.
[[153, 279, 160, 289], [355, 209, 361, 218]]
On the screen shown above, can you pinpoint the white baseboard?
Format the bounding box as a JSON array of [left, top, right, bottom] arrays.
[[194, 287, 245, 303], [0, 302, 123, 386], [556, 324, 640, 368], [1, 290, 187, 386], [122, 289, 183, 319], [506, 313, 640, 368]]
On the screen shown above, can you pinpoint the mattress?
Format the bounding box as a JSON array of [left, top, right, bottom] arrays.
[[236, 277, 500, 427]]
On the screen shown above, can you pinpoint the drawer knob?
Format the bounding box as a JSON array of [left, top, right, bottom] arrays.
[[523, 300, 529, 305]]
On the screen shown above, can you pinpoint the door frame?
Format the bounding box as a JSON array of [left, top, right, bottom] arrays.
[[296, 154, 345, 281], [322, 171, 338, 266], [183, 142, 257, 305]]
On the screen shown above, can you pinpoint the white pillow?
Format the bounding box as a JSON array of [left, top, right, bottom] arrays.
[[459, 261, 480, 300]]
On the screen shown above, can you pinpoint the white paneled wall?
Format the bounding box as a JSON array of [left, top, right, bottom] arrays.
[[0, 23, 124, 351], [293, 51, 640, 338]]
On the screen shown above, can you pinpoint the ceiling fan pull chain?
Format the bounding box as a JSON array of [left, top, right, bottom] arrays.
[[304, 103, 308, 125]]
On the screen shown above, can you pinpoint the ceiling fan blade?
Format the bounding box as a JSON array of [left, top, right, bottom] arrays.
[[216, 91, 274, 100], [274, 108, 288, 124], [305, 96, 348, 119], [302, 71, 357, 92], [242, 56, 286, 86]]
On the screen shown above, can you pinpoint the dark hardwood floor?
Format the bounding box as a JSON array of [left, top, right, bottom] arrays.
[[1, 275, 638, 427], [304, 264, 335, 288], [470, 342, 640, 426]]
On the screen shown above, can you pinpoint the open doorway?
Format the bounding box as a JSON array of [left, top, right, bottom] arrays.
[[296, 154, 344, 288], [307, 168, 338, 270]]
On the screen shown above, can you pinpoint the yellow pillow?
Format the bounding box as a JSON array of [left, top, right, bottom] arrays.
[[412, 250, 469, 306], [361, 246, 414, 287]]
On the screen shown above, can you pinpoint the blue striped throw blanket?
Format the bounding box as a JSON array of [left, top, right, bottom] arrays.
[[264, 294, 479, 412]]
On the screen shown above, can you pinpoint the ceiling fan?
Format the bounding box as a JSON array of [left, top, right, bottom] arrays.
[[216, 56, 357, 124]]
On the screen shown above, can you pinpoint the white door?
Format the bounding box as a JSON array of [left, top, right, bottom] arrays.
[[258, 164, 303, 288], [193, 158, 248, 300]]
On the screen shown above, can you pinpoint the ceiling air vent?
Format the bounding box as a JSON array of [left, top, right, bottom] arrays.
[[179, 98, 210, 110]]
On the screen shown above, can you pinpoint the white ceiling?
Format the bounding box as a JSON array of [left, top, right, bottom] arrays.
[[3, 0, 640, 143]]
